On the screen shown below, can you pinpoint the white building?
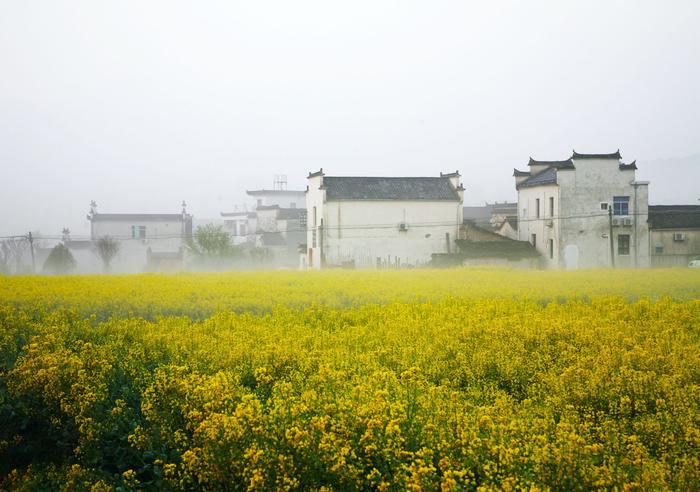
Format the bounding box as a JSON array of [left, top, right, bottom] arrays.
[[87, 202, 192, 272], [648, 205, 700, 267], [305, 170, 464, 269], [514, 150, 650, 269], [220, 208, 249, 245], [247, 189, 306, 210]]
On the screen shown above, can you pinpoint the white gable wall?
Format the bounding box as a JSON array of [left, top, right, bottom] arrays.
[[517, 157, 650, 269], [306, 174, 463, 269], [91, 217, 187, 272]]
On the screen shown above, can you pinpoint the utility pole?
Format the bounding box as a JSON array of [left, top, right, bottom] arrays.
[[608, 207, 615, 268], [28, 231, 36, 274]]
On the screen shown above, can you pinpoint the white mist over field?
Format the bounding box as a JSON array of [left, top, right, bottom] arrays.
[[1, 0, 699, 237]]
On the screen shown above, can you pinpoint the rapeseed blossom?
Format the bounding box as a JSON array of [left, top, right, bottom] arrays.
[[0, 268, 698, 490]]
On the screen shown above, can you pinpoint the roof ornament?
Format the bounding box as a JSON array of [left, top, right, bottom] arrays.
[[87, 200, 97, 221]]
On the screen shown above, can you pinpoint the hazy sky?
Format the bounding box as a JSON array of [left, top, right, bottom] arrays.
[[1, 1, 699, 237]]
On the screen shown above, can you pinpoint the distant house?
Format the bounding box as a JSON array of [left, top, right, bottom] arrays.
[[86, 202, 192, 272], [305, 169, 464, 269], [514, 150, 650, 269], [430, 222, 538, 268], [220, 209, 249, 245], [648, 205, 700, 267], [463, 202, 517, 236], [495, 217, 518, 240], [247, 189, 306, 210], [252, 205, 307, 267]]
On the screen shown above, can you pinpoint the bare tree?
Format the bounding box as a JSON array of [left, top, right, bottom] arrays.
[[94, 236, 120, 273], [0, 237, 29, 274]]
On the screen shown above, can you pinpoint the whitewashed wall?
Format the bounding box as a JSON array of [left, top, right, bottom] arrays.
[[91, 218, 187, 272], [306, 175, 463, 269], [517, 159, 649, 269]]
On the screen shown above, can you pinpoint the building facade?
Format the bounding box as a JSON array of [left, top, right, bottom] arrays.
[[246, 189, 306, 210], [220, 209, 249, 245], [87, 202, 192, 272], [648, 205, 700, 267], [514, 151, 650, 269], [305, 170, 464, 269]]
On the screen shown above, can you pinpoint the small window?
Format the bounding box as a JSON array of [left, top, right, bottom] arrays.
[[312, 229, 317, 248], [613, 196, 629, 216], [531, 233, 536, 247], [600, 202, 609, 211], [654, 245, 663, 254], [313, 206, 317, 227], [522, 208, 527, 218], [131, 225, 146, 239], [549, 238, 554, 259], [239, 223, 246, 237], [300, 211, 307, 228], [535, 199, 540, 218], [549, 197, 554, 217], [618, 234, 630, 255]]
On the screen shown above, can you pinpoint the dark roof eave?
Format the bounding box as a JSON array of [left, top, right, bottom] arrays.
[[528, 157, 574, 168], [516, 182, 559, 190], [572, 149, 621, 160], [325, 198, 461, 202]]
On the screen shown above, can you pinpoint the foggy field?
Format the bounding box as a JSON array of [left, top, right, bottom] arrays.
[[1, 269, 699, 490]]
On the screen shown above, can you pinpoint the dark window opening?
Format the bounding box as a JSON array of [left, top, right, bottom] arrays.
[[618, 234, 630, 255]]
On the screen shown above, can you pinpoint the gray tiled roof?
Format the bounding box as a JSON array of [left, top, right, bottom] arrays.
[[517, 167, 557, 188], [648, 205, 700, 229], [323, 176, 460, 201], [504, 217, 518, 229], [528, 157, 574, 169], [572, 150, 621, 160], [278, 208, 306, 220], [619, 161, 637, 170]]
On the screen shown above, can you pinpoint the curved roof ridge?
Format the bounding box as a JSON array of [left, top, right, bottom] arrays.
[[572, 149, 621, 159]]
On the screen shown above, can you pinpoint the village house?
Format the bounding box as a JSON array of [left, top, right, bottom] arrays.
[[648, 205, 700, 267], [449, 221, 539, 267], [514, 150, 650, 269], [220, 207, 249, 245], [85, 201, 192, 272], [463, 202, 517, 229], [221, 177, 308, 267], [246, 188, 306, 210], [463, 202, 518, 239], [305, 169, 464, 269], [252, 205, 306, 267]]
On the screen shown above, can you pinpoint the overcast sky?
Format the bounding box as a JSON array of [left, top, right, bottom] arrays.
[[1, 0, 699, 237]]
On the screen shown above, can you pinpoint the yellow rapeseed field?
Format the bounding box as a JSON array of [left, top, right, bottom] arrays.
[[0, 268, 698, 490]]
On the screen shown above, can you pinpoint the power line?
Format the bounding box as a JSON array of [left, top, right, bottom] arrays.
[[2, 209, 697, 243]]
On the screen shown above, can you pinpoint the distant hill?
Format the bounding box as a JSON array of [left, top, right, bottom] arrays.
[[636, 154, 700, 205]]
